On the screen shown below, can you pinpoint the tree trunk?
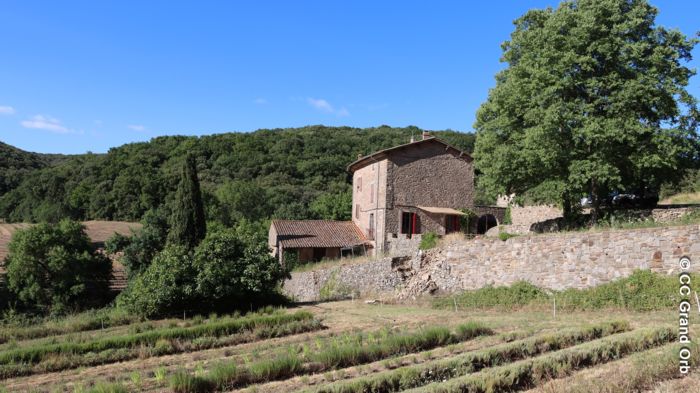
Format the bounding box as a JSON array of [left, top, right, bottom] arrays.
[[562, 196, 573, 221]]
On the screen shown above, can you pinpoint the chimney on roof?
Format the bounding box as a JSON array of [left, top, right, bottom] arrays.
[[410, 135, 415, 143], [422, 131, 431, 140], [357, 153, 362, 159]]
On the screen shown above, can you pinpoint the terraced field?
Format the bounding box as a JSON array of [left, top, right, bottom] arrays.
[[0, 301, 696, 393], [0, 221, 141, 290]]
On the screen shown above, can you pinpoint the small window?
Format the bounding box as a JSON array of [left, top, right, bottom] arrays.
[[357, 177, 362, 191], [368, 213, 375, 240], [355, 204, 360, 219], [446, 215, 461, 234], [400, 212, 420, 237], [370, 184, 374, 203]]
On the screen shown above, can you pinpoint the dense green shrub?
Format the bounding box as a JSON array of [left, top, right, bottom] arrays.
[[117, 245, 196, 317], [4, 220, 112, 314], [120, 208, 169, 277], [194, 227, 287, 302], [419, 232, 439, 250], [119, 223, 289, 317], [104, 232, 131, 254]]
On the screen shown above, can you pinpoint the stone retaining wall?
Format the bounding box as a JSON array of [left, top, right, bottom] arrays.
[[409, 224, 700, 297], [510, 205, 562, 228], [283, 257, 407, 302], [284, 224, 700, 302]]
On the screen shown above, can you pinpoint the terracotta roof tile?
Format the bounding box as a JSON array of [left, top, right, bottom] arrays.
[[272, 220, 367, 249]]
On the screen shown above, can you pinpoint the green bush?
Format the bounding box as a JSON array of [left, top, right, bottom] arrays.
[[497, 231, 518, 241], [193, 227, 287, 302], [555, 269, 680, 311], [104, 232, 131, 255], [119, 223, 289, 317], [4, 220, 112, 314], [120, 208, 169, 278], [419, 232, 439, 250], [117, 245, 196, 317]]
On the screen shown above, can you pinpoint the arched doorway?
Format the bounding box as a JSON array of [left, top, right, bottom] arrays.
[[477, 214, 498, 234]]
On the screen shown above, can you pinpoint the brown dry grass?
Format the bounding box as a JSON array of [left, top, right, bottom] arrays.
[[660, 192, 700, 205]]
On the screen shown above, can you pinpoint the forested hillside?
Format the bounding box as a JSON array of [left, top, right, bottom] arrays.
[[0, 142, 70, 198], [0, 126, 475, 223]]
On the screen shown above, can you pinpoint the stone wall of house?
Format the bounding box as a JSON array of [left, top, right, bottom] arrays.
[[284, 224, 700, 302], [385, 141, 474, 234], [352, 158, 389, 253], [385, 233, 423, 257]]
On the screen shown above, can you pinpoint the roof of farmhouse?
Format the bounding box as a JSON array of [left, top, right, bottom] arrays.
[[271, 220, 367, 249], [346, 136, 473, 173]]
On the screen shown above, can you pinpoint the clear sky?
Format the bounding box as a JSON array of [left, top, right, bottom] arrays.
[[1, 1, 698, 154]]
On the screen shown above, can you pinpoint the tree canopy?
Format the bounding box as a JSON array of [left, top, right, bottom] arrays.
[[168, 154, 206, 249], [0, 126, 475, 224], [473, 0, 699, 218], [4, 220, 112, 314]]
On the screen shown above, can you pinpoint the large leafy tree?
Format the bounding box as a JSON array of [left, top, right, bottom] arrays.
[[193, 227, 287, 302], [4, 220, 112, 314], [168, 154, 206, 249], [474, 0, 699, 220]]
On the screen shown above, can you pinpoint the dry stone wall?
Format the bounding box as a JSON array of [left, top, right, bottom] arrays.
[[283, 224, 700, 302], [283, 257, 408, 302], [403, 224, 700, 298]]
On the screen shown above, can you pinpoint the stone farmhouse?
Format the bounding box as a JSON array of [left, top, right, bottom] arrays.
[[269, 132, 505, 264]]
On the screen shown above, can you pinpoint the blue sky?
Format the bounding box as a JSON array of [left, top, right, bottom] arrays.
[[1, 1, 698, 154]]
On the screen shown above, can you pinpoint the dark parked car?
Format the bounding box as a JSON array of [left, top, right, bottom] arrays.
[[607, 189, 659, 209]]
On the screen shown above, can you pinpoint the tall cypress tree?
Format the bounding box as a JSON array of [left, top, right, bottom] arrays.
[[168, 154, 206, 249]]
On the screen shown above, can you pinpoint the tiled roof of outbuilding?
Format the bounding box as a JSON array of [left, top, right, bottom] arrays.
[[272, 220, 367, 249]]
